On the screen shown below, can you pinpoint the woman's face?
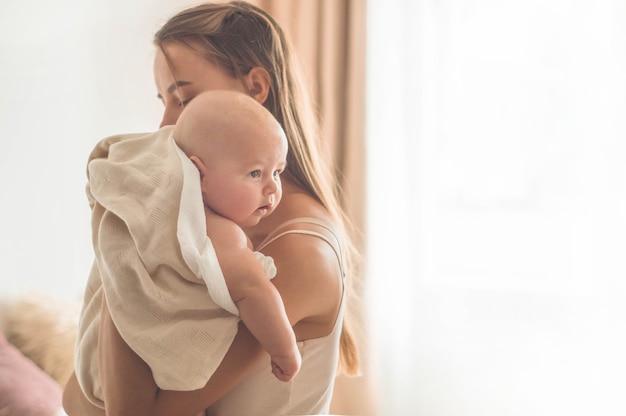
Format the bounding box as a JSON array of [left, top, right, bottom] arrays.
[[154, 41, 247, 127]]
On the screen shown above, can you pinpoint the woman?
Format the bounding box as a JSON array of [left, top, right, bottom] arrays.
[[63, 1, 359, 415]]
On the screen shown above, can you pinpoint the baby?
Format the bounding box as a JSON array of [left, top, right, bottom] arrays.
[[173, 90, 300, 382]]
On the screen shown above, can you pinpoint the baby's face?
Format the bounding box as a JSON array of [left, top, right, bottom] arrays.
[[200, 123, 288, 228]]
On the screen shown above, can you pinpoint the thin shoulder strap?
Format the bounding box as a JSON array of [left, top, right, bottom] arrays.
[[256, 217, 345, 278]]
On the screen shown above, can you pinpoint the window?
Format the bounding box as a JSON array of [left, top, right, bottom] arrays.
[[366, 1, 626, 414]]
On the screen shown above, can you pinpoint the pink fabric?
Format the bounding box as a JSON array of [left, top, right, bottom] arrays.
[[0, 331, 62, 416]]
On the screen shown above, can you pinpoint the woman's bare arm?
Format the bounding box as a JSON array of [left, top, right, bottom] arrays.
[[106, 296, 265, 416], [64, 295, 266, 416], [262, 231, 343, 338]]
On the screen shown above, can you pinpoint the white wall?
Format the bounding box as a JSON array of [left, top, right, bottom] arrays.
[[0, 0, 201, 301]]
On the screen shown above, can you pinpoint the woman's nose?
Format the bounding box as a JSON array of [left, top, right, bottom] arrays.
[[159, 107, 180, 128]]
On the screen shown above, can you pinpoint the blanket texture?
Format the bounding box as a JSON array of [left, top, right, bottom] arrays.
[[75, 126, 240, 406]]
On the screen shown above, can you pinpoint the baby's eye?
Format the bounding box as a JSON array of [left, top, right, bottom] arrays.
[[273, 169, 282, 178], [249, 170, 261, 178]]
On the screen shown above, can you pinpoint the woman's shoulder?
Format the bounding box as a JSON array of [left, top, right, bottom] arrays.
[[261, 189, 340, 250], [259, 189, 344, 337]]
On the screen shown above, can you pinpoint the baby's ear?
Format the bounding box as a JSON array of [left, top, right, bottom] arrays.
[[188, 155, 206, 179]]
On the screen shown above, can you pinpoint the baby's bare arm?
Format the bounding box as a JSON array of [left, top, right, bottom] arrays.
[[232, 268, 301, 381], [205, 210, 301, 381]]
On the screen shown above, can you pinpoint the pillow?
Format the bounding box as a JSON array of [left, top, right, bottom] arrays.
[[0, 331, 63, 416], [4, 294, 79, 387]]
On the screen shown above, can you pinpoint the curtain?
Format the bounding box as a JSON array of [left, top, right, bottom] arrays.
[[366, 0, 626, 415]]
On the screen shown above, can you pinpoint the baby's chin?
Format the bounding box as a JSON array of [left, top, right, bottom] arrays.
[[236, 206, 276, 228], [238, 216, 264, 229]]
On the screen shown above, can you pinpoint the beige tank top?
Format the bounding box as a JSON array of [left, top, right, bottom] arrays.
[[206, 217, 346, 416]]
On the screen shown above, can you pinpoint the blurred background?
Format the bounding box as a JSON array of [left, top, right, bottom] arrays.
[[1, 0, 625, 415]]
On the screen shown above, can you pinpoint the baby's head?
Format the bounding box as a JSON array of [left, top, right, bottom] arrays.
[[174, 90, 288, 227]]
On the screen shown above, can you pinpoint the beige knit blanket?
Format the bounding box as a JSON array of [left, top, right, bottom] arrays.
[[75, 126, 241, 407]]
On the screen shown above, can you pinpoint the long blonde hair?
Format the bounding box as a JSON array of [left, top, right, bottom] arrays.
[[155, 1, 359, 375]]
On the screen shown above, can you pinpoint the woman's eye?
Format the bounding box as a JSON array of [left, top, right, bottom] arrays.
[[249, 170, 261, 178], [179, 98, 193, 108]]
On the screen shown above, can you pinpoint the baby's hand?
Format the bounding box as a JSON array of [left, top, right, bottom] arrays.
[[271, 350, 302, 382]]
